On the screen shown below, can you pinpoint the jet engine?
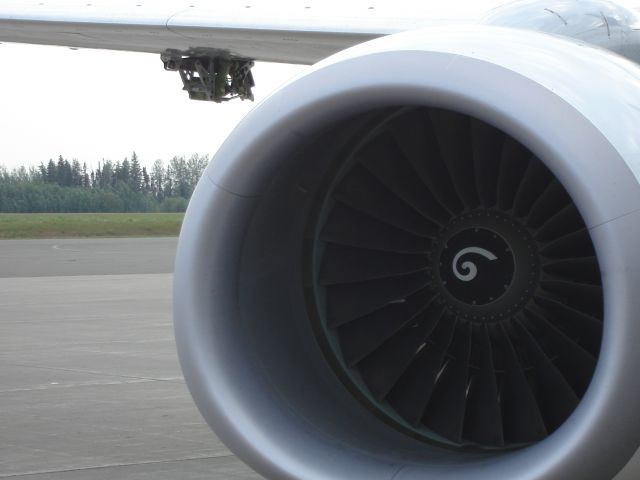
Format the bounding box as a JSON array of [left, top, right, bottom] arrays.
[[174, 26, 640, 480]]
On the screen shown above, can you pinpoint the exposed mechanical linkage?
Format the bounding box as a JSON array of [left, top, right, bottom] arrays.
[[162, 50, 255, 103]]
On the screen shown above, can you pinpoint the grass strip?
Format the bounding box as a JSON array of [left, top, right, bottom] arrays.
[[0, 213, 184, 239]]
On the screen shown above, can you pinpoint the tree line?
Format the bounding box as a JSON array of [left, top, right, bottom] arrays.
[[0, 152, 209, 213]]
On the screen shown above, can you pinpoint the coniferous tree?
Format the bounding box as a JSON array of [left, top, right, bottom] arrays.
[[95, 162, 101, 188], [82, 163, 90, 188], [169, 156, 190, 198], [101, 160, 114, 189], [38, 162, 47, 181], [163, 162, 174, 198], [187, 153, 208, 190], [130, 152, 142, 192], [0, 152, 208, 213], [112, 161, 121, 188], [151, 159, 164, 200], [71, 159, 82, 187], [141, 166, 150, 195], [56, 155, 65, 185], [120, 157, 131, 186], [46, 159, 56, 183]]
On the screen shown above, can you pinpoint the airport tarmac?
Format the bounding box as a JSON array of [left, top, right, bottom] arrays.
[[0, 237, 262, 479], [4, 238, 640, 479]]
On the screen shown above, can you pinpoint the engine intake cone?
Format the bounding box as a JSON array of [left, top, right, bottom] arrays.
[[435, 211, 538, 322]]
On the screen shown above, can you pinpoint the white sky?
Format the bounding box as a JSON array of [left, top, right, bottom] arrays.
[[0, 42, 306, 171]]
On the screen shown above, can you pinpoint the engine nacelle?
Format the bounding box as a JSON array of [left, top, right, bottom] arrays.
[[174, 26, 640, 480]]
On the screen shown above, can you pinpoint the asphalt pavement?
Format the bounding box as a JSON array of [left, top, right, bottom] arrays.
[[0, 237, 262, 479]]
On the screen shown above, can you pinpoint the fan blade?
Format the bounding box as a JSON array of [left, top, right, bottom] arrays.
[[542, 257, 600, 285], [319, 244, 429, 285], [321, 204, 430, 254], [534, 295, 602, 355], [326, 271, 431, 326], [496, 139, 531, 212], [358, 133, 450, 225], [498, 324, 547, 444], [512, 157, 553, 217], [471, 118, 504, 208], [386, 313, 456, 426], [357, 305, 445, 400], [525, 306, 597, 397], [513, 318, 580, 433], [534, 203, 584, 243], [388, 109, 464, 214], [526, 180, 572, 228], [339, 289, 436, 365], [422, 322, 472, 443], [539, 229, 596, 259], [539, 280, 603, 316], [335, 165, 436, 236], [463, 325, 504, 447], [429, 109, 480, 209]]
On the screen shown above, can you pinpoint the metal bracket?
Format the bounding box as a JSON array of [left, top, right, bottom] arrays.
[[162, 50, 255, 103]]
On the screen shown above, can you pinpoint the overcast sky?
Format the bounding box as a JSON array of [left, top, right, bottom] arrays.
[[0, 42, 306, 171]]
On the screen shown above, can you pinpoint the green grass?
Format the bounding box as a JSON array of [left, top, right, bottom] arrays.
[[0, 213, 184, 239]]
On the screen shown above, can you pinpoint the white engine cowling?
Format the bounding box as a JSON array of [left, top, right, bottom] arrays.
[[174, 26, 640, 480]]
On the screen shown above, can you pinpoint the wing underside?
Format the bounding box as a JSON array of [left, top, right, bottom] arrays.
[[0, 1, 494, 64], [3, 1, 635, 101]]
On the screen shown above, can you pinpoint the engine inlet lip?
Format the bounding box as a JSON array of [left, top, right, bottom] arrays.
[[177, 35, 640, 479]]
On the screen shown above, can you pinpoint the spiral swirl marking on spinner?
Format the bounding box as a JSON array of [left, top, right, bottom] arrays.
[[452, 246, 498, 282]]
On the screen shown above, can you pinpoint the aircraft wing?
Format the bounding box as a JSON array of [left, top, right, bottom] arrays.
[[0, 0, 505, 64]]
